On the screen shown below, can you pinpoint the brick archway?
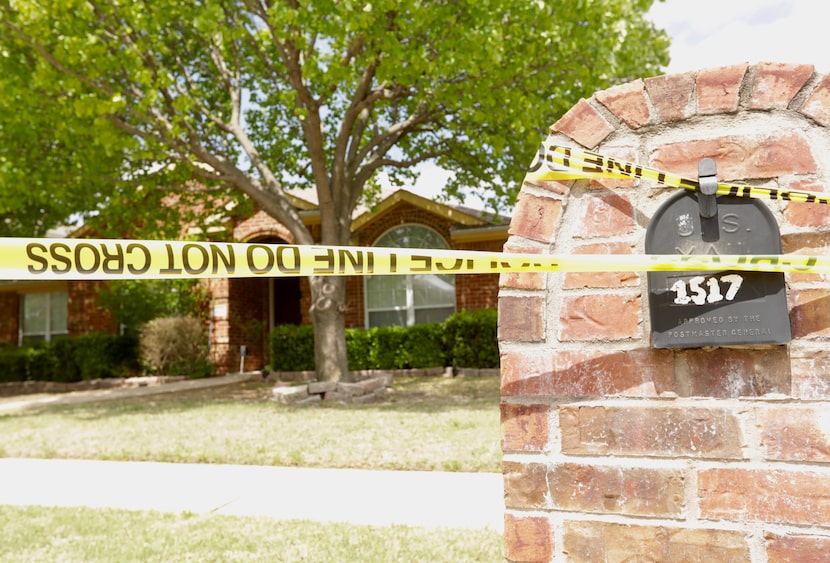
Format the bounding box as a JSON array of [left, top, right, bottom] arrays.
[[208, 212, 303, 374], [500, 62, 830, 562]]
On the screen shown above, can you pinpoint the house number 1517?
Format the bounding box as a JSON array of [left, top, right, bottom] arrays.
[[669, 274, 744, 305]]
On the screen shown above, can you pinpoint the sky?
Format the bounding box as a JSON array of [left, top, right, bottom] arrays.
[[647, 0, 826, 74], [393, 0, 825, 210]]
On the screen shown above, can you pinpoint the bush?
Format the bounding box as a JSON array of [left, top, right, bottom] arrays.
[[402, 323, 447, 369], [269, 324, 315, 371], [73, 333, 140, 380], [345, 328, 374, 371], [0, 334, 141, 384], [23, 346, 61, 382], [369, 326, 409, 369], [49, 339, 81, 382], [140, 316, 211, 378], [269, 308, 498, 373], [347, 324, 446, 370], [0, 348, 29, 383], [442, 309, 499, 368]]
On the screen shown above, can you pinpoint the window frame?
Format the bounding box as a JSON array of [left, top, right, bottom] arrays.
[[19, 289, 69, 345], [364, 224, 456, 328]]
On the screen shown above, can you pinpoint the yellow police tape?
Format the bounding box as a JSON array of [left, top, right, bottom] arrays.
[[0, 237, 826, 280], [527, 142, 830, 205], [3, 143, 829, 280]]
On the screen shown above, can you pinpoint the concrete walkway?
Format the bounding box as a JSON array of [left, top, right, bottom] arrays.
[[0, 372, 262, 414], [0, 458, 504, 531]]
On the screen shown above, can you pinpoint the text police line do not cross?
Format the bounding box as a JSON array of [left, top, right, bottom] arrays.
[[2, 238, 827, 280]]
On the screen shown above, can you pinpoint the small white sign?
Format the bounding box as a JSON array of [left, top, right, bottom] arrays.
[[213, 303, 228, 318]]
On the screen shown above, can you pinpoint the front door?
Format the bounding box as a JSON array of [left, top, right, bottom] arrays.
[[270, 277, 302, 328]]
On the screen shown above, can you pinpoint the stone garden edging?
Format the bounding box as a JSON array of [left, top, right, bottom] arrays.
[[267, 366, 499, 405]]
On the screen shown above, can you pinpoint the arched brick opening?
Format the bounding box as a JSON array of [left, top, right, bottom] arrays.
[[499, 62, 830, 562], [209, 212, 304, 373]]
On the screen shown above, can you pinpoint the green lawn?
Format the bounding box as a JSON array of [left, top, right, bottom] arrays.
[[0, 376, 502, 472], [0, 376, 504, 561], [0, 505, 503, 562]]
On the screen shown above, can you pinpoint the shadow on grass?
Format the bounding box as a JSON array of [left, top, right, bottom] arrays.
[[0, 377, 503, 473], [3, 376, 501, 420]]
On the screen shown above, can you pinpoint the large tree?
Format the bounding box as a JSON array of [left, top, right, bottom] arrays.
[[0, 0, 669, 381]]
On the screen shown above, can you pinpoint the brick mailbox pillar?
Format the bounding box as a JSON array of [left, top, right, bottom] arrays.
[[499, 62, 830, 562]]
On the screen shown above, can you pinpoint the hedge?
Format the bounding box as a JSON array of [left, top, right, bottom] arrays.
[[269, 309, 498, 372], [0, 333, 139, 384], [270, 324, 316, 372], [442, 308, 500, 369]]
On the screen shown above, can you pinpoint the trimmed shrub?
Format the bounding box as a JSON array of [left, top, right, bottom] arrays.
[[269, 324, 315, 371], [0, 348, 29, 383], [270, 309, 498, 373], [24, 346, 61, 382], [140, 316, 211, 378], [72, 333, 139, 380], [402, 323, 447, 369], [49, 339, 81, 382], [346, 328, 374, 371], [442, 309, 499, 368], [0, 334, 141, 384], [370, 326, 408, 369]]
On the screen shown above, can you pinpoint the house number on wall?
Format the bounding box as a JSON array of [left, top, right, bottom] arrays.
[[669, 273, 744, 306]]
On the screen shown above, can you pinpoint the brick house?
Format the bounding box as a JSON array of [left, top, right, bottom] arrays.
[[0, 189, 507, 374]]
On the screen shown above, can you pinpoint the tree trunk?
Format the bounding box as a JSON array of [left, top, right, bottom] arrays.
[[309, 275, 351, 382]]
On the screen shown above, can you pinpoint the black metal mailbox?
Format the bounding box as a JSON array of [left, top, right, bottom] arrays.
[[645, 188, 791, 349]]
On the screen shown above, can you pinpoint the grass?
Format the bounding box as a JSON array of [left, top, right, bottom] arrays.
[[0, 376, 501, 472], [0, 505, 503, 562], [0, 375, 504, 561]]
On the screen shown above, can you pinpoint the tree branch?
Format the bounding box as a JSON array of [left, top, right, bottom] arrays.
[[353, 148, 448, 190], [236, 5, 289, 84], [354, 102, 440, 168], [0, 18, 114, 97]]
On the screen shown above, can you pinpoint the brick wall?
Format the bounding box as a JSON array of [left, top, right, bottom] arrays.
[[0, 292, 18, 343], [455, 239, 504, 311], [233, 208, 296, 244], [206, 277, 232, 372], [499, 62, 830, 562], [343, 274, 364, 328], [67, 281, 118, 336]]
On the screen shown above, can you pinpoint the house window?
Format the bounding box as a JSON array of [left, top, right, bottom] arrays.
[[20, 290, 68, 345], [365, 225, 456, 327]]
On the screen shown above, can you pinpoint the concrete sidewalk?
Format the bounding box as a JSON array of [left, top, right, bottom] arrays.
[[0, 458, 504, 531]]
